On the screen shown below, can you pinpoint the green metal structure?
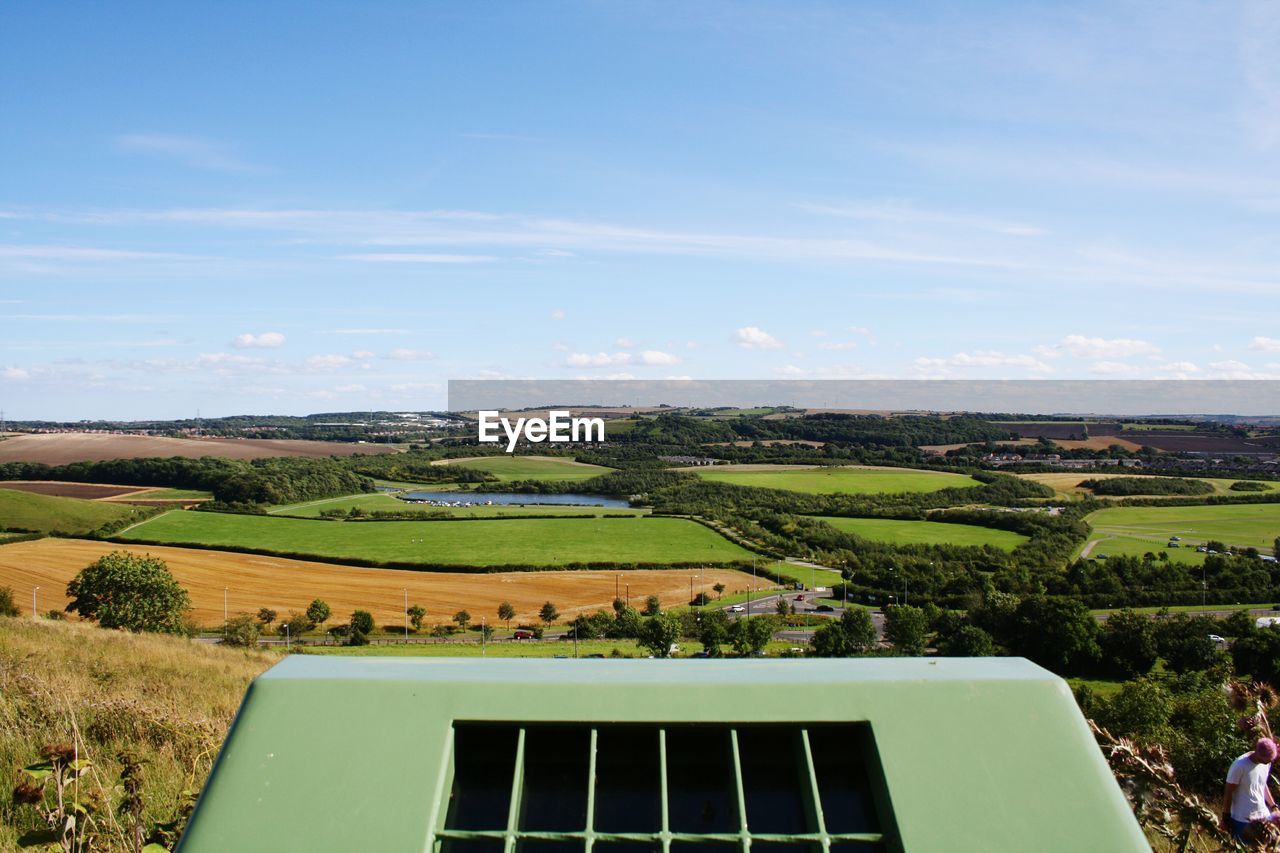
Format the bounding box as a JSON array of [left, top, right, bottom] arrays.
[[178, 657, 1145, 852]]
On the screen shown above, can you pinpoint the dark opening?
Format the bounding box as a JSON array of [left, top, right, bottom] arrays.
[[807, 726, 882, 835], [444, 724, 519, 830], [594, 726, 662, 833], [664, 726, 739, 834], [736, 727, 812, 834], [519, 726, 591, 832]]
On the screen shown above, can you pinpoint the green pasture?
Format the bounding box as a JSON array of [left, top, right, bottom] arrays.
[[115, 511, 753, 566], [271, 492, 646, 518], [815, 516, 1029, 550], [128, 487, 214, 500], [302, 638, 800, 658], [0, 488, 138, 535], [1082, 503, 1280, 560], [690, 464, 981, 495], [442, 455, 613, 482]]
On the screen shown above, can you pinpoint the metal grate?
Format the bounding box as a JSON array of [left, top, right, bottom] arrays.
[[437, 723, 894, 853]]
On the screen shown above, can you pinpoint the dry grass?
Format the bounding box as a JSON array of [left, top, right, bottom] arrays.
[[0, 433, 401, 465], [0, 617, 275, 849], [0, 538, 758, 628]]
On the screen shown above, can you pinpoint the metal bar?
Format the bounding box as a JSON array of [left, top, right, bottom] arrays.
[[729, 728, 751, 853], [504, 728, 527, 853], [658, 727, 672, 853], [799, 728, 829, 853], [434, 830, 884, 843], [585, 727, 598, 853]]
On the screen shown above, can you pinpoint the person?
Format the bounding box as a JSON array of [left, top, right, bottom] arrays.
[[1223, 737, 1280, 842]]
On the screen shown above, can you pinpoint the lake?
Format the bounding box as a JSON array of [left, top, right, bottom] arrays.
[[399, 491, 631, 508]]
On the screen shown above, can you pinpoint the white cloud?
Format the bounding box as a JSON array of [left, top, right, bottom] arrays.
[[305, 354, 353, 369], [1160, 361, 1201, 373], [386, 348, 434, 361], [328, 328, 409, 336], [351, 350, 375, 360], [1090, 361, 1140, 375], [115, 134, 262, 173], [566, 352, 631, 367], [550, 308, 565, 320], [810, 329, 829, 337], [734, 326, 784, 350], [2, 367, 30, 381], [638, 350, 681, 366], [233, 331, 286, 349], [337, 253, 496, 263], [817, 341, 858, 351], [615, 337, 635, 349], [1249, 336, 1280, 352], [1059, 335, 1160, 358], [0, 245, 193, 261], [913, 351, 1053, 374], [794, 200, 1047, 236]]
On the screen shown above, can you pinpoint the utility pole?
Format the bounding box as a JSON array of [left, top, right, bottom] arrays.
[[404, 588, 409, 641], [32, 586, 38, 618], [482, 617, 487, 657], [285, 623, 290, 651], [223, 587, 228, 637]]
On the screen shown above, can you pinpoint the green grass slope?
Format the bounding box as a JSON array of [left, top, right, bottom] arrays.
[[691, 464, 981, 495], [816, 516, 1029, 550], [116, 511, 752, 566], [0, 488, 139, 535], [441, 455, 613, 482]]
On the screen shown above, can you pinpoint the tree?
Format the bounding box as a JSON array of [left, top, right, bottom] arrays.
[[885, 605, 929, 656], [1232, 624, 1280, 685], [643, 594, 661, 617], [498, 601, 516, 629], [348, 610, 374, 646], [713, 582, 726, 600], [810, 608, 877, 657], [1156, 614, 1221, 674], [638, 613, 682, 658], [1099, 609, 1158, 677], [729, 615, 776, 656], [1006, 596, 1100, 675], [278, 611, 312, 638], [453, 610, 471, 631], [697, 609, 730, 656], [938, 625, 995, 657], [407, 604, 427, 631], [306, 598, 331, 627], [775, 597, 792, 616], [0, 586, 19, 617], [539, 601, 559, 626], [224, 613, 261, 647], [256, 607, 277, 626], [65, 551, 191, 634]]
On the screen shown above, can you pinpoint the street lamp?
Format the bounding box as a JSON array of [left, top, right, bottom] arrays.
[[223, 587, 228, 637], [285, 623, 290, 651], [32, 586, 39, 619], [403, 588, 409, 641]]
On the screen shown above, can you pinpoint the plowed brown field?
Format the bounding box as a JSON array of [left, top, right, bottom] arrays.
[[0, 539, 756, 628], [0, 433, 400, 464]]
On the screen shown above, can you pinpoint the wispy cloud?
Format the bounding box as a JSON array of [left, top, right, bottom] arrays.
[[115, 134, 265, 174], [233, 331, 286, 349], [0, 245, 194, 261], [327, 328, 410, 335], [337, 253, 497, 263], [795, 201, 1046, 236], [734, 326, 784, 350]]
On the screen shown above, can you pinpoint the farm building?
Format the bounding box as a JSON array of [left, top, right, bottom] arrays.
[[178, 657, 1145, 852]]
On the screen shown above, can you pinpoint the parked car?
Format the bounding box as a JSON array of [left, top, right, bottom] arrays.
[[814, 604, 835, 612], [728, 605, 746, 613]]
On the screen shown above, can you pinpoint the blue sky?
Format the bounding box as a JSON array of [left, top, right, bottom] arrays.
[[3, 1, 1280, 419]]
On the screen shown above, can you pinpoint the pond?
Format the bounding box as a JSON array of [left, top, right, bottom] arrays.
[[399, 491, 631, 508]]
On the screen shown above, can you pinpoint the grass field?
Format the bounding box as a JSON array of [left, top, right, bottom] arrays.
[[1082, 504, 1280, 560], [434, 455, 612, 482], [116, 487, 215, 501], [114, 511, 752, 566], [0, 538, 755, 627], [1018, 472, 1275, 500], [270, 492, 648, 518], [0, 488, 142, 535], [304, 637, 804, 658], [815, 516, 1030, 550], [689, 464, 981, 495], [0, 617, 275, 851], [0, 432, 401, 464]]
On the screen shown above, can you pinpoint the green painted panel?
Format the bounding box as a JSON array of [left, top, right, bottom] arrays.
[[178, 658, 1146, 853]]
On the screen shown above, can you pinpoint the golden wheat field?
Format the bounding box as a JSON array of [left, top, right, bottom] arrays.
[[0, 539, 758, 628]]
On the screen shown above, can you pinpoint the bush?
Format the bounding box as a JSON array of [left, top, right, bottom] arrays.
[[0, 585, 19, 617], [223, 613, 261, 647], [938, 625, 995, 657], [1230, 481, 1271, 492], [65, 551, 191, 634]]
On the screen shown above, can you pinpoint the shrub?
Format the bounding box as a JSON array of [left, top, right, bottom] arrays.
[[65, 551, 191, 634]]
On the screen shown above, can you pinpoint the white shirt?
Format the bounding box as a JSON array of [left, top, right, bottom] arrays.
[[1227, 752, 1273, 822]]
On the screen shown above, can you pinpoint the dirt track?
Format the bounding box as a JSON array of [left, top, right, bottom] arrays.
[[0, 539, 756, 629], [0, 434, 401, 464]]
